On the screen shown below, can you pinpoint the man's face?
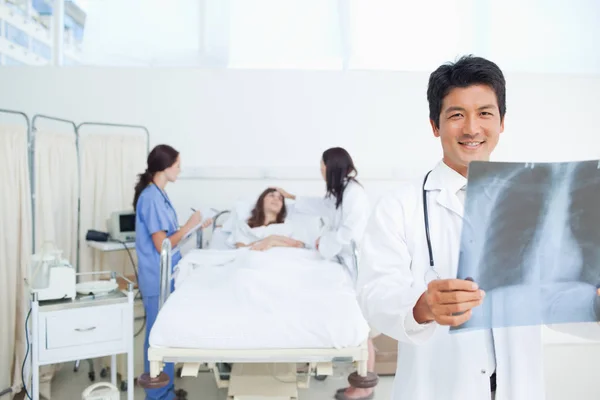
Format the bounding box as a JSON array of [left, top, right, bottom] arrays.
[[430, 84, 504, 177]]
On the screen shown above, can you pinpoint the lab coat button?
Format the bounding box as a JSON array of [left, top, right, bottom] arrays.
[[481, 369, 486, 374]]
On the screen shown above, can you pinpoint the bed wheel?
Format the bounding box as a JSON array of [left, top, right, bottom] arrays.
[[347, 372, 379, 389], [315, 375, 328, 381], [138, 372, 170, 389]]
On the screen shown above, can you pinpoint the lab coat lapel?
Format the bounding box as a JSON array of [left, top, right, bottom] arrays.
[[436, 188, 464, 219], [425, 161, 466, 219]]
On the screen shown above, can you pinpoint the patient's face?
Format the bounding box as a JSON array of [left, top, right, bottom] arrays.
[[263, 191, 284, 214], [320, 159, 326, 181]]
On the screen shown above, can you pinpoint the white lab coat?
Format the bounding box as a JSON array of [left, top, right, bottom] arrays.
[[356, 160, 600, 400], [294, 180, 370, 281]]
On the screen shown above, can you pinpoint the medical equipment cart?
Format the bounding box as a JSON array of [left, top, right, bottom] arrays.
[[30, 272, 135, 400]]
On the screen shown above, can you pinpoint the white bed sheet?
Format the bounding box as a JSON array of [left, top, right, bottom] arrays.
[[150, 247, 370, 350]]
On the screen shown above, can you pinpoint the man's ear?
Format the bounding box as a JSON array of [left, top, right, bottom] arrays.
[[430, 119, 440, 138]]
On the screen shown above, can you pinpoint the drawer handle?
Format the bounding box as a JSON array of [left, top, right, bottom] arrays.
[[75, 327, 97, 332]]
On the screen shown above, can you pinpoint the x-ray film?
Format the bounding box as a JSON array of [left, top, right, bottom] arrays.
[[451, 160, 600, 333]]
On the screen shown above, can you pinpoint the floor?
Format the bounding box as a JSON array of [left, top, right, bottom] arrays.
[[18, 314, 395, 400], [39, 364, 394, 399], [17, 334, 600, 399]]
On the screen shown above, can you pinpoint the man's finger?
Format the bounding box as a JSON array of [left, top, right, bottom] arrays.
[[430, 279, 479, 292], [435, 290, 485, 305], [433, 299, 483, 316], [435, 310, 473, 327]]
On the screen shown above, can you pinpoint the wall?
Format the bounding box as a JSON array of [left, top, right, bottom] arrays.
[[1, 67, 599, 217], [1, 66, 600, 397]]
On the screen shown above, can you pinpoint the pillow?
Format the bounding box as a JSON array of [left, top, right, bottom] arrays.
[[220, 197, 256, 233], [220, 198, 323, 247]]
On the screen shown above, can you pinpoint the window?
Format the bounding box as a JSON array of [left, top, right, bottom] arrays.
[[347, 0, 478, 71], [484, 0, 600, 74], [80, 0, 201, 66], [31, 38, 51, 60], [4, 21, 29, 48], [4, 55, 25, 65], [226, 0, 343, 69], [41, 0, 600, 73]]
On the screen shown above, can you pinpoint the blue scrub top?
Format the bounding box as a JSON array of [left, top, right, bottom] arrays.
[[135, 184, 182, 297]]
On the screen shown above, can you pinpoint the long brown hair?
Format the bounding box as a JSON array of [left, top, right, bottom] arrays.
[[322, 147, 360, 209], [246, 188, 287, 228], [133, 144, 179, 211]]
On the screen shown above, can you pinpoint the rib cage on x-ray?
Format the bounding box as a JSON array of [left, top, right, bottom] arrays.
[[569, 162, 600, 285], [453, 160, 600, 331]]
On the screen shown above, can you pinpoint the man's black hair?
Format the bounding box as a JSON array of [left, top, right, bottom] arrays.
[[427, 55, 506, 129]]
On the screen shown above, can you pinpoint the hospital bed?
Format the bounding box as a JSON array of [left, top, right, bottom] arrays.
[[138, 229, 378, 399]]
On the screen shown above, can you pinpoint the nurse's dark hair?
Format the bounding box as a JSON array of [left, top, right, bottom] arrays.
[[247, 188, 287, 228], [322, 147, 359, 209], [133, 144, 179, 211], [427, 54, 506, 129]]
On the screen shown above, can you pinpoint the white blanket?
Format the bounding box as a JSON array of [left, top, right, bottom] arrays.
[[150, 247, 370, 350], [227, 218, 319, 249]]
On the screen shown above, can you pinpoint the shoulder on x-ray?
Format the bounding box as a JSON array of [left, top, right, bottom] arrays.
[[453, 160, 600, 332]]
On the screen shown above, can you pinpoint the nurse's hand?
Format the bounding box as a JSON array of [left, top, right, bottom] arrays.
[[184, 211, 203, 231], [413, 279, 485, 326], [201, 218, 213, 229]]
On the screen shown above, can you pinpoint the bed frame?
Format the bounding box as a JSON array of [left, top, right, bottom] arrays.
[[138, 225, 378, 399]]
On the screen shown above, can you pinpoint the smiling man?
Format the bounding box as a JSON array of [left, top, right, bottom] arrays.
[[427, 57, 505, 177], [355, 56, 547, 400]]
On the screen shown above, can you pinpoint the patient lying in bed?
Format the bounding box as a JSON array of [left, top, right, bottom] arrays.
[[228, 188, 307, 251]]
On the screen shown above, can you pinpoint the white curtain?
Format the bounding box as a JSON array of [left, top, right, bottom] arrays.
[[0, 125, 32, 393], [79, 133, 147, 277], [34, 131, 79, 262]]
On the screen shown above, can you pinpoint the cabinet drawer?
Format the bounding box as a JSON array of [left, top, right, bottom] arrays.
[[45, 305, 124, 349]]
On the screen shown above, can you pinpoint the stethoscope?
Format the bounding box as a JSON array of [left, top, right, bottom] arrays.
[[422, 170, 442, 284], [152, 182, 179, 234]]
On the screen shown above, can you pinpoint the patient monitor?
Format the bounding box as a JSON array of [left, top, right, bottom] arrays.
[[107, 210, 136, 242]]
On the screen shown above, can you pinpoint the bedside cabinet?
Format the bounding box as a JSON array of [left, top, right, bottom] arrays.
[[31, 279, 135, 400]]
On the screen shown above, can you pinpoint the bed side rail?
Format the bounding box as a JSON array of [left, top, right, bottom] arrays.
[[196, 229, 203, 249], [212, 210, 231, 231], [159, 238, 172, 310]]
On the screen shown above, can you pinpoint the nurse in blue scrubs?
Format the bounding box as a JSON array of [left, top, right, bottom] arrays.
[[133, 144, 206, 400]]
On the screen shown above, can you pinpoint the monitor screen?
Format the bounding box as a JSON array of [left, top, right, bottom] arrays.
[[119, 214, 136, 232]]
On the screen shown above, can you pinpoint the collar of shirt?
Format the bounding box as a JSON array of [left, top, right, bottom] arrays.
[[424, 159, 467, 196]]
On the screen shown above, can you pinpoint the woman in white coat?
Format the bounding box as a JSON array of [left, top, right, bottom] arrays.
[[277, 147, 377, 400], [277, 147, 370, 280]]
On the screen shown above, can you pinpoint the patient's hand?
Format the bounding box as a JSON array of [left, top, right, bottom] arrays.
[[249, 235, 304, 251], [250, 237, 275, 251]]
